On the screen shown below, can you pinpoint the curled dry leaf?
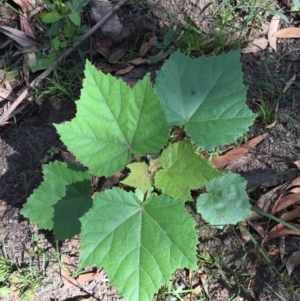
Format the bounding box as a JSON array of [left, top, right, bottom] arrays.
[[248, 220, 266, 238], [266, 223, 300, 241], [274, 27, 300, 38], [239, 221, 251, 242], [128, 57, 149, 65], [115, 65, 134, 75], [279, 236, 285, 262], [139, 36, 157, 57], [286, 250, 300, 276], [94, 42, 111, 59], [211, 133, 268, 169], [241, 38, 268, 53], [61, 255, 100, 286], [12, 0, 29, 13], [294, 160, 300, 170], [59, 148, 81, 166], [250, 183, 288, 219], [0, 26, 37, 47], [280, 206, 300, 221], [268, 15, 280, 51], [272, 193, 300, 213], [283, 74, 296, 93]]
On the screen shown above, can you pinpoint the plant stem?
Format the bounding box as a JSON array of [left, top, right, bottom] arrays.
[[174, 125, 185, 142]]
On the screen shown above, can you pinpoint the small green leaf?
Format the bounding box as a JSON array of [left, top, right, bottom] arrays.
[[197, 172, 251, 228], [79, 188, 197, 301], [51, 37, 60, 50], [155, 50, 257, 150], [121, 162, 152, 193], [55, 61, 170, 177], [155, 141, 221, 200], [66, 0, 90, 12], [28, 58, 54, 73], [149, 50, 165, 64], [266, 9, 290, 23], [20, 161, 92, 232], [41, 12, 63, 23], [163, 28, 175, 47], [53, 180, 93, 241], [68, 12, 81, 26]]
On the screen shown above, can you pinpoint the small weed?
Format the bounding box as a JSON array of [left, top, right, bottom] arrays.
[[34, 65, 83, 102], [28, 0, 89, 72], [0, 238, 45, 300]]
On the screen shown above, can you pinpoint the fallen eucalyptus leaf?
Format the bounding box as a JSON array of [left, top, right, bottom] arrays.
[[211, 133, 268, 169], [286, 250, 300, 276], [274, 27, 300, 38], [0, 26, 37, 47], [242, 38, 268, 53], [268, 16, 280, 51]]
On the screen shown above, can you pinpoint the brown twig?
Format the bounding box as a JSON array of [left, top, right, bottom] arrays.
[[0, 1, 124, 126]]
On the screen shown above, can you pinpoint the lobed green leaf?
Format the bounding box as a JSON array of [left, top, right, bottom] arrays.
[[155, 141, 221, 200], [155, 49, 257, 151], [55, 61, 170, 177], [197, 172, 251, 228], [121, 162, 152, 193], [79, 188, 197, 301], [20, 161, 92, 239]]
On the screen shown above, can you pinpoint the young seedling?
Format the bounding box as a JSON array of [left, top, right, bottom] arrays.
[[21, 49, 256, 300]]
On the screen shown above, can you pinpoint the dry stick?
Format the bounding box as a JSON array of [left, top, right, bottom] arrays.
[[0, 1, 124, 126]]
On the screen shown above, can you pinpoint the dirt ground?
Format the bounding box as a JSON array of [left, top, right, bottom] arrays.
[[1, 1, 300, 300]]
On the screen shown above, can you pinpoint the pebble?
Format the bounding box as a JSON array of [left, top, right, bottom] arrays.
[[89, 0, 123, 41]]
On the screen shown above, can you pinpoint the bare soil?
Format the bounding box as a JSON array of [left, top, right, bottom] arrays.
[[1, 1, 300, 301]]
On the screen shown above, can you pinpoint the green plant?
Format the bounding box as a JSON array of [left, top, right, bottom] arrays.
[[291, 0, 300, 12], [28, 0, 90, 72], [21, 49, 256, 300], [0, 238, 45, 300]]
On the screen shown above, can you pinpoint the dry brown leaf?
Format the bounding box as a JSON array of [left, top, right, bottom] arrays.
[[283, 74, 296, 93], [60, 255, 75, 285], [280, 206, 300, 221], [250, 183, 288, 220], [268, 246, 279, 256], [199, 273, 209, 296], [94, 42, 111, 59], [239, 221, 250, 242], [12, 0, 29, 13], [266, 223, 300, 241], [290, 176, 300, 187], [274, 27, 300, 38], [76, 271, 100, 284], [61, 255, 100, 286], [224, 153, 255, 171], [139, 36, 157, 57], [59, 148, 81, 166], [268, 16, 280, 51], [286, 250, 300, 276], [272, 193, 300, 213], [294, 160, 300, 170], [0, 26, 36, 47], [265, 119, 277, 129], [101, 173, 122, 191], [248, 220, 266, 237], [20, 14, 35, 38], [279, 236, 285, 262], [211, 133, 268, 169], [128, 57, 148, 65], [241, 38, 268, 53], [115, 65, 134, 75]]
